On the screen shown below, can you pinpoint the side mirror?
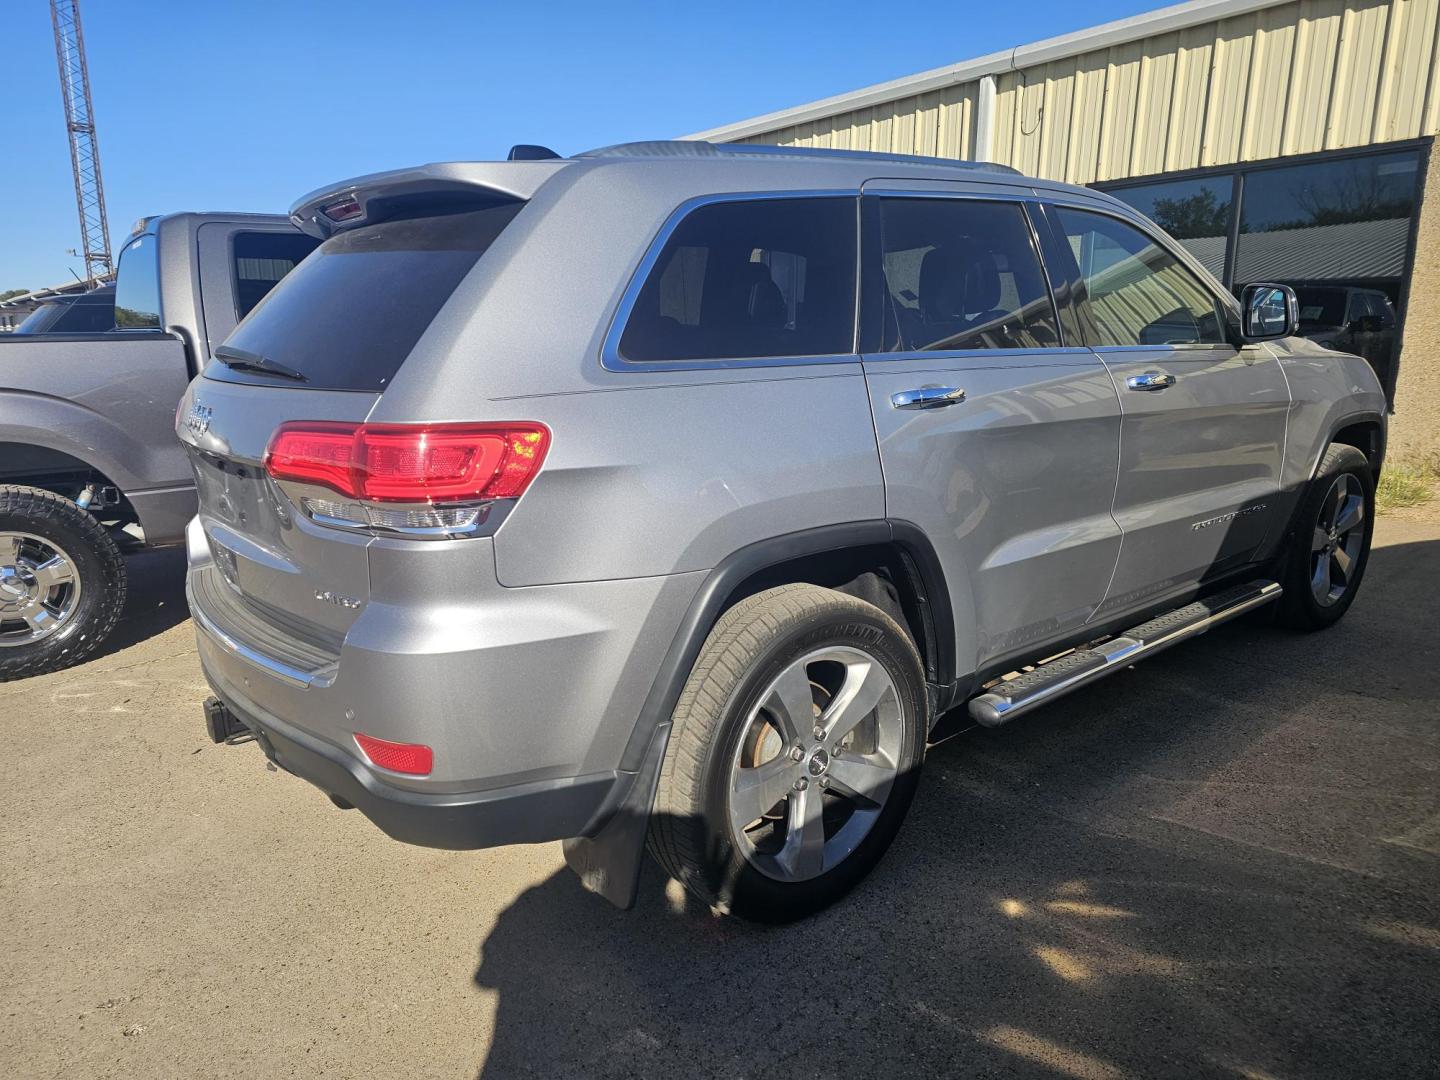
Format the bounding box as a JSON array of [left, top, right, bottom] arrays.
[[1350, 315, 1383, 335], [1240, 283, 1298, 341]]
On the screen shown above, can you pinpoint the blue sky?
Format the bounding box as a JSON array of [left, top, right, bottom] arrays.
[[1, 0, 1156, 290]]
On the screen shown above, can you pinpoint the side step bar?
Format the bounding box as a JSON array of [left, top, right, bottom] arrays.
[[968, 579, 1282, 728]]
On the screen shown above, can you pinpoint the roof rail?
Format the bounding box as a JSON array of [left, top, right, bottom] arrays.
[[574, 140, 1021, 174]]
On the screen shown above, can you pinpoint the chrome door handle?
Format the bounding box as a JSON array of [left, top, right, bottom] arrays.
[[891, 386, 967, 410], [1126, 372, 1176, 391]]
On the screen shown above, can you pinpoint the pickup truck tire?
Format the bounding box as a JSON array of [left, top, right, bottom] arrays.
[[0, 485, 127, 681], [1276, 443, 1374, 631], [649, 583, 927, 923]]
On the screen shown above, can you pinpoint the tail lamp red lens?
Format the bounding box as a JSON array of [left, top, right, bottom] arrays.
[[265, 422, 550, 504], [353, 732, 433, 776]]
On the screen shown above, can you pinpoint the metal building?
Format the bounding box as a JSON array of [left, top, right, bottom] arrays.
[[687, 0, 1440, 460]]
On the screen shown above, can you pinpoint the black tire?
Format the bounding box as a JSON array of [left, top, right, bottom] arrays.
[[0, 485, 127, 681], [1276, 444, 1374, 631], [648, 583, 927, 923]]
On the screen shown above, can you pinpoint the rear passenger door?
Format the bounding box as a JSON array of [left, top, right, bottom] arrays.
[[1038, 202, 1289, 620], [858, 183, 1124, 676]]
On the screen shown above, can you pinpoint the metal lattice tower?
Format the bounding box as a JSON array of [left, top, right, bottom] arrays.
[[50, 0, 112, 282]]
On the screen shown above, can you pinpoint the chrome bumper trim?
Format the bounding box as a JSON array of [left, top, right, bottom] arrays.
[[192, 603, 336, 689]]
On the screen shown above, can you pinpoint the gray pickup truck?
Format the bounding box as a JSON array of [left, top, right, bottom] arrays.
[[0, 212, 316, 679]]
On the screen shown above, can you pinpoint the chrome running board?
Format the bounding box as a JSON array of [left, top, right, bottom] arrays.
[[968, 579, 1282, 728]]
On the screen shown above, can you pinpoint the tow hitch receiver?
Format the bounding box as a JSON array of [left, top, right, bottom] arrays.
[[204, 696, 249, 744]]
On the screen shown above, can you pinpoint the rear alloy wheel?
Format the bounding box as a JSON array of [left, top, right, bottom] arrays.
[[726, 646, 905, 884], [649, 583, 927, 922], [0, 486, 126, 681], [1277, 443, 1374, 630]]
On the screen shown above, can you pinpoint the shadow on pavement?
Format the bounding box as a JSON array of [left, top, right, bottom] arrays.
[[91, 546, 190, 660], [472, 537, 1440, 1079]]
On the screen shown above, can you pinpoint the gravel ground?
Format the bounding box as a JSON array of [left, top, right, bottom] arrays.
[[2, 518, 1437, 1080]]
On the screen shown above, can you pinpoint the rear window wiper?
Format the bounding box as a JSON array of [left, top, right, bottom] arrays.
[[213, 345, 308, 382]]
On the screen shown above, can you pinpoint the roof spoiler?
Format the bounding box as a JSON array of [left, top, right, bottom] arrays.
[[289, 160, 569, 238]]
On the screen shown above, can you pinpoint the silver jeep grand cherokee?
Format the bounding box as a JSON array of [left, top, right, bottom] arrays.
[[180, 141, 1385, 922]]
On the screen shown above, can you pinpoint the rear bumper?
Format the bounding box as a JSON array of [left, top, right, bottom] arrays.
[[205, 676, 619, 849], [185, 514, 706, 849]]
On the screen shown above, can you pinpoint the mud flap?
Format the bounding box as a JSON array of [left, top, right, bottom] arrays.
[[562, 723, 670, 910]]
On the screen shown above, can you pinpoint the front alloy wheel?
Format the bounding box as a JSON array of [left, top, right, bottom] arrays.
[[1277, 443, 1374, 631], [1309, 472, 1366, 607]]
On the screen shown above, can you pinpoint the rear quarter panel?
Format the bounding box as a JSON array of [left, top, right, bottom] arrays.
[[484, 372, 886, 585]]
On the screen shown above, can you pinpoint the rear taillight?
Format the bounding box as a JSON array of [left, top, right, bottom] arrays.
[[266, 422, 549, 502], [265, 421, 549, 536], [354, 732, 433, 776]]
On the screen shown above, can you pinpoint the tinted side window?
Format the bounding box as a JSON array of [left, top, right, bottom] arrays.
[[619, 197, 856, 363], [1376, 295, 1396, 328], [1054, 208, 1226, 347], [52, 297, 116, 333], [876, 198, 1058, 352], [1104, 176, 1231, 280], [232, 232, 320, 319], [113, 234, 161, 329]]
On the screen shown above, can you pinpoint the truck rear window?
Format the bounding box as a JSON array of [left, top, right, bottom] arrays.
[[205, 202, 523, 392]]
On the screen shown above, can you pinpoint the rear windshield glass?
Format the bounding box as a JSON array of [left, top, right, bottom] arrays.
[[205, 202, 524, 392]]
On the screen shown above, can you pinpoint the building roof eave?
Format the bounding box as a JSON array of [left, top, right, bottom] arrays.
[[682, 0, 1288, 143]]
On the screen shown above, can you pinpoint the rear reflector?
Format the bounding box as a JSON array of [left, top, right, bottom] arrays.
[[354, 732, 433, 776], [265, 422, 550, 504]]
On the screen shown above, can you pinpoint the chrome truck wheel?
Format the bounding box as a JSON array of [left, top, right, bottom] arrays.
[[0, 532, 83, 646], [0, 486, 127, 681]]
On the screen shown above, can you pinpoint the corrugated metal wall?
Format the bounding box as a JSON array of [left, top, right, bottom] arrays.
[[742, 83, 980, 160], [740, 0, 1440, 183]]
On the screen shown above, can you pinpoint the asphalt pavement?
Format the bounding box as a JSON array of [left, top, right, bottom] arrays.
[[2, 517, 1437, 1079]]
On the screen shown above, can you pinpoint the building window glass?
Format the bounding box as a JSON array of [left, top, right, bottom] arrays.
[[1235, 149, 1420, 397], [1106, 176, 1231, 281], [1234, 150, 1420, 288]]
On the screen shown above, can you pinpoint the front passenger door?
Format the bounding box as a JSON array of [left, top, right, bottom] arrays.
[[1041, 204, 1289, 621]]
